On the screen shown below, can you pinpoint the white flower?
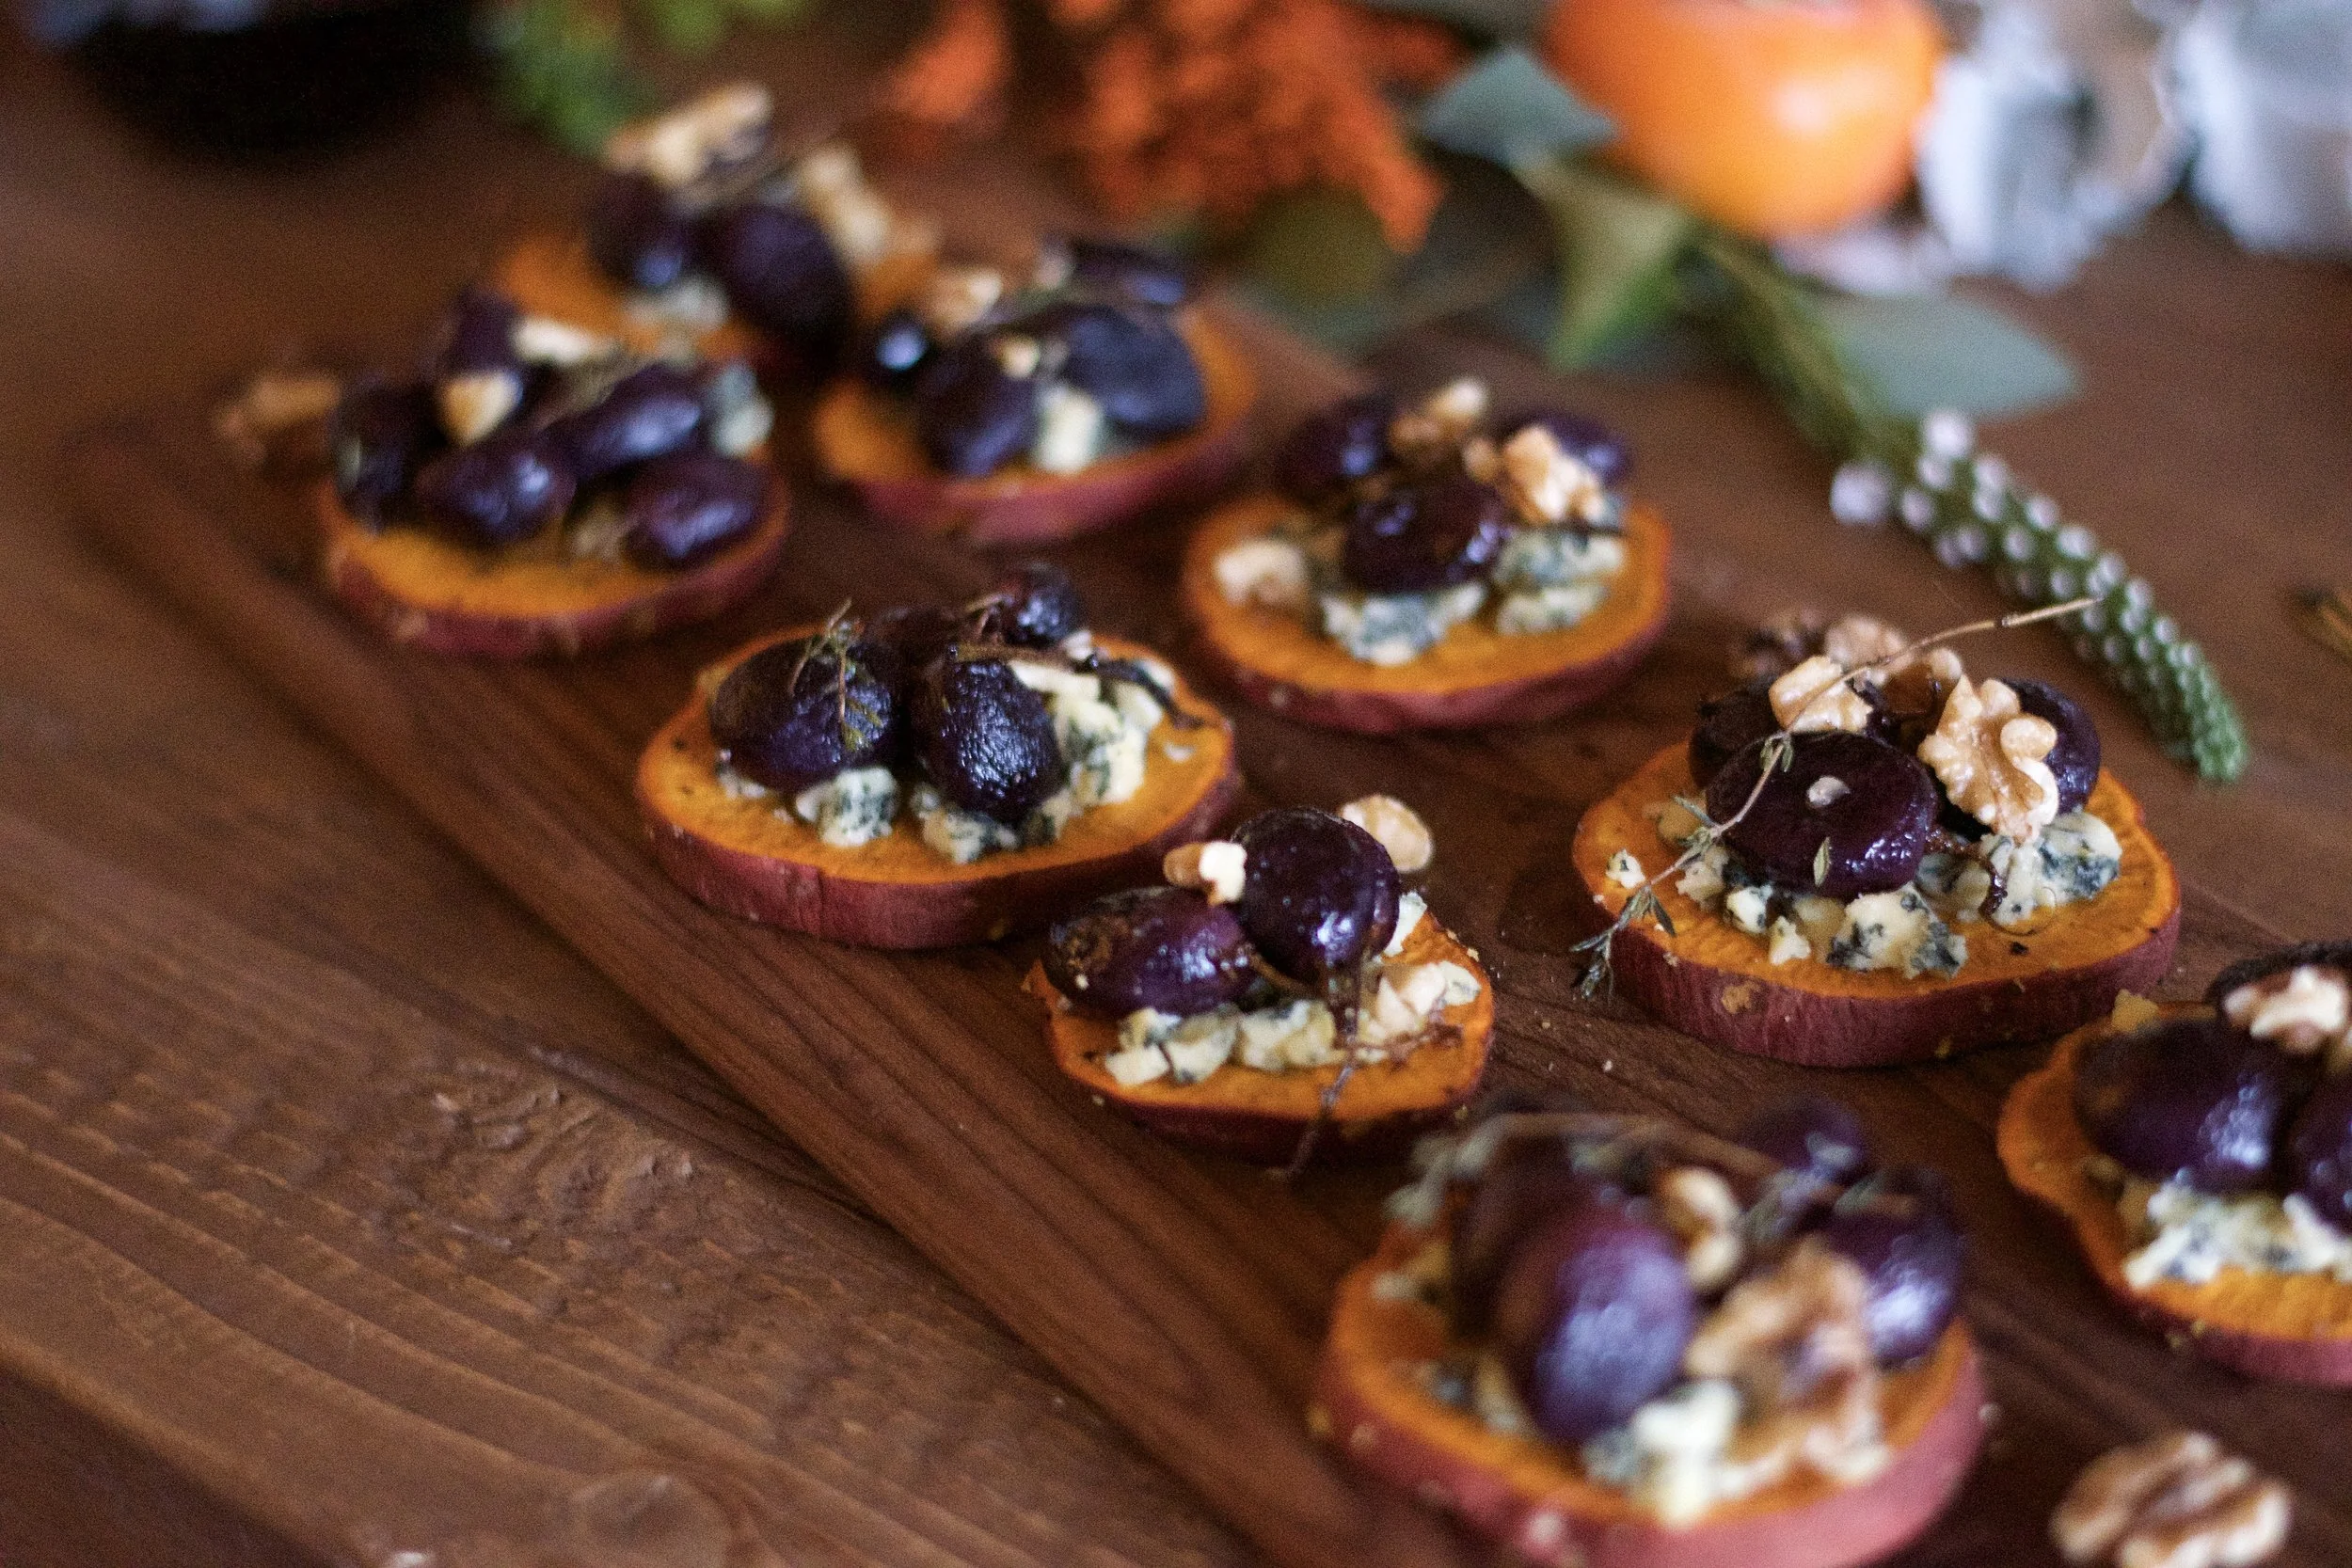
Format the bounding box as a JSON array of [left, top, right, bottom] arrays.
[[2173, 0, 2352, 255]]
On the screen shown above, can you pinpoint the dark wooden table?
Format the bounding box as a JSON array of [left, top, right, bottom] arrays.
[[5, 16, 2350, 1568]]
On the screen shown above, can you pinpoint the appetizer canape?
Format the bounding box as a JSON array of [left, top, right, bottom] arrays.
[[2001, 945, 2352, 1383], [638, 562, 1239, 947], [1025, 795, 1491, 1161], [1181, 379, 1671, 732], [1571, 610, 2180, 1065], [1315, 1094, 1984, 1568], [319, 283, 784, 657], [812, 235, 1256, 545], [502, 84, 936, 373]]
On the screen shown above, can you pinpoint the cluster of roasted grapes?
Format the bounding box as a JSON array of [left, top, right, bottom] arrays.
[[1044, 808, 1403, 1016], [1448, 1095, 1964, 1448], [710, 562, 1119, 829], [2074, 946, 2352, 1227], [854, 239, 1206, 479], [1690, 654, 2102, 899], [587, 166, 854, 379], [329, 287, 767, 567], [1270, 396, 1629, 595]]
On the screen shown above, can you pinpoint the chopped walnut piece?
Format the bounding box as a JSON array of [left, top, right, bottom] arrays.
[[2222, 965, 2352, 1070], [1495, 422, 1605, 528], [1460, 436, 1502, 485], [214, 368, 341, 470], [1878, 644, 1966, 717], [1769, 656, 1872, 735], [1213, 536, 1311, 613], [919, 265, 1008, 338], [1820, 614, 1909, 671], [1734, 610, 1826, 683], [1339, 795, 1434, 873], [604, 83, 772, 190], [1388, 377, 1488, 463], [1918, 676, 2061, 846], [1656, 1166, 1744, 1291], [2053, 1431, 2292, 1568], [1684, 1239, 1887, 1492], [1164, 840, 1248, 904]]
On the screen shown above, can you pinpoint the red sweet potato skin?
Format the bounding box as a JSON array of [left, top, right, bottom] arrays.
[[1313, 1228, 1986, 1568]]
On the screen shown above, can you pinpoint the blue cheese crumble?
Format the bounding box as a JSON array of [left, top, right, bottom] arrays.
[[791, 766, 898, 847], [1318, 581, 1487, 666], [2110, 1170, 2352, 1290]]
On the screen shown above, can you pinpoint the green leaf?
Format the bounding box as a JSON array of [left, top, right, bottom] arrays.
[[640, 0, 728, 54], [1817, 293, 2078, 420], [1417, 45, 1613, 169], [1237, 187, 1401, 309], [731, 0, 811, 22], [1518, 158, 1696, 370]]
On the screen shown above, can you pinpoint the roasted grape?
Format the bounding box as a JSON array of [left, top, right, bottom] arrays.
[[708, 635, 898, 794], [550, 363, 706, 483], [867, 604, 965, 692], [1062, 236, 1191, 309], [859, 307, 931, 393], [1499, 407, 1630, 488], [1492, 1197, 1696, 1447], [620, 451, 766, 568], [1341, 474, 1512, 594], [1272, 392, 1394, 506], [412, 426, 575, 546], [1449, 1141, 1612, 1338], [2205, 942, 2352, 1011], [433, 285, 519, 377], [2285, 1071, 2352, 1230], [328, 378, 441, 522], [1038, 301, 1205, 440], [913, 337, 1039, 478], [585, 170, 695, 293], [1230, 808, 1401, 983], [1688, 680, 1779, 789], [988, 561, 1084, 648], [2005, 677, 2101, 816], [1820, 1167, 1963, 1364], [1708, 731, 1938, 898], [2074, 1015, 2292, 1193], [1044, 887, 1258, 1018], [698, 200, 853, 372], [912, 657, 1064, 824], [1737, 1094, 1874, 1189]]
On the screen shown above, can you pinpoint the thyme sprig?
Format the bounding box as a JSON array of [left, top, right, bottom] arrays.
[[1572, 596, 2097, 998]]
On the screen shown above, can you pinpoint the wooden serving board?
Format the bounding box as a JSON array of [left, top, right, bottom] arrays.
[[65, 307, 2350, 1567]]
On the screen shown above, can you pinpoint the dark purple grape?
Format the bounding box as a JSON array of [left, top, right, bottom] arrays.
[[1062, 236, 1191, 309], [859, 307, 932, 393], [989, 561, 1084, 648], [1499, 408, 1630, 488], [328, 378, 442, 522], [2206, 942, 2352, 1011], [549, 362, 706, 483], [1450, 1142, 1611, 1338], [1036, 301, 1205, 440], [1737, 1095, 1874, 1188], [1043, 886, 1258, 1018], [2285, 1071, 2352, 1231], [1230, 807, 1400, 983], [914, 338, 1039, 478], [1273, 392, 1394, 506], [585, 170, 696, 293], [1689, 680, 1779, 790], [912, 657, 1063, 824], [868, 604, 964, 691], [1820, 1167, 1964, 1364], [1342, 474, 1512, 594], [2074, 1015, 2292, 1194], [709, 635, 899, 794], [698, 200, 853, 372], [412, 426, 575, 546], [432, 285, 519, 377], [2005, 677, 2101, 816], [620, 451, 766, 568], [1708, 731, 1939, 899], [1492, 1197, 1696, 1447]]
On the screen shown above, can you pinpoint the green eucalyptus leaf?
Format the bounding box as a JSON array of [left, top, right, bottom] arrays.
[[1817, 293, 2078, 420], [1238, 186, 1401, 309], [1417, 44, 1613, 168], [1519, 158, 1697, 370]]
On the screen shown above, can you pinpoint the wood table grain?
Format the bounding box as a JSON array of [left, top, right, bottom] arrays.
[[11, 15, 2352, 1568]]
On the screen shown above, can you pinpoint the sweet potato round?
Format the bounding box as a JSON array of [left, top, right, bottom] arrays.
[[1025, 917, 1493, 1163], [810, 314, 1256, 546], [1313, 1222, 1986, 1568], [637, 630, 1241, 948], [1179, 495, 1672, 733], [1567, 744, 2181, 1066], [2000, 1006, 2352, 1384], [318, 483, 787, 658], [493, 232, 762, 361]]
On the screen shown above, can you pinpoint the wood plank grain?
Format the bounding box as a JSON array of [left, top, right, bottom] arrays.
[[65, 292, 2352, 1564]]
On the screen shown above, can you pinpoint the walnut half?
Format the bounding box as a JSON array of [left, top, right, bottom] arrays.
[[2052, 1431, 2291, 1568], [2221, 965, 2352, 1073], [1769, 655, 1873, 735], [1917, 676, 2060, 846]]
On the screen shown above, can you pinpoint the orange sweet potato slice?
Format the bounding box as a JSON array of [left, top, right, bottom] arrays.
[[1568, 744, 2181, 1066], [1179, 495, 1672, 733], [492, 233, 761, 361], [1025, 918, 1493, 1163], [1313, 1222, 1985, 1568], [810, 314, 1256, 546], [637, 630, 1241, 948], [2000, 1007, 2352, 1384]]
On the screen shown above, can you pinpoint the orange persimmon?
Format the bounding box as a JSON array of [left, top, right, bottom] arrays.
[[1541, 0, 1943, 240]]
